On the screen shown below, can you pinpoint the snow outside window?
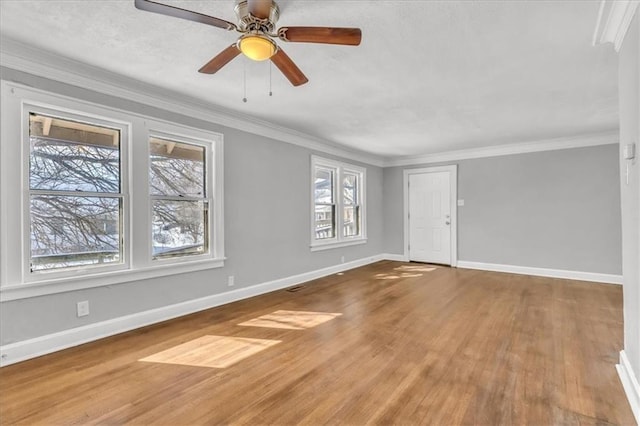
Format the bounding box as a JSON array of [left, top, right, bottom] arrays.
[[149, 137, 209, 260]]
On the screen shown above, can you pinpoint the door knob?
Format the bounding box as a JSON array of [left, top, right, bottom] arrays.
[[445, 221, 450, 225]]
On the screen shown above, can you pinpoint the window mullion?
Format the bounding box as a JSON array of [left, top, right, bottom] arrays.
[[150, 195, 205, 203], [30, 189, 122, 198]]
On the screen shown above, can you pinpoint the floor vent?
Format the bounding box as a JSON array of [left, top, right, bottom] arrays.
[[286, 286, 305, 293]]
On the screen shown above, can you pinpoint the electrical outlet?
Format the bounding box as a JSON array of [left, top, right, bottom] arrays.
[[228, 275, 235, 287], [77, 301, 89, 317]]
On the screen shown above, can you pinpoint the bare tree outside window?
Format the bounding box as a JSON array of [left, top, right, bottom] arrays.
[[28, 113, 122, 271], [149, 137, 208, 259], [28, 115, 211, 270]]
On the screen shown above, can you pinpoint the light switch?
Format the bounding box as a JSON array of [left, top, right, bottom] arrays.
[[457, 199, 465, 206]]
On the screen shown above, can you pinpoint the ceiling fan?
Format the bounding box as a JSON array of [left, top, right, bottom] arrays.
[[134, 0, 362, 87]]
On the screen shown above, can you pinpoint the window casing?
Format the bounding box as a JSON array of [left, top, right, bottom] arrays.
[[0, 82, 224, 301], [311, 156, 366, 251]]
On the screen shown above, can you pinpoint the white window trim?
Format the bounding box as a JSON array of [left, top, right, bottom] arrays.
[[0, 81, 225, 301], [310, 155, 367, 251], [145, 127, 222, 266]]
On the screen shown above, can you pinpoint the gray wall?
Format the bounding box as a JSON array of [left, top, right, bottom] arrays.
[[384, 145, 622, 274], [0, 67, 384, 345], [618, 12, 640, 389]]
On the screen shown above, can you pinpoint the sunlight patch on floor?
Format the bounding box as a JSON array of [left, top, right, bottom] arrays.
[[139, 335, 280, 368], [394, 265, 437, 272], [375, 272, 424, 280], [238, 310, 342, 330], [374, 264, 438, 280]]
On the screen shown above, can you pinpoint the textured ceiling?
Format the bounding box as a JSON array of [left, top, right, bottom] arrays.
[[0, 0, 618, 157]]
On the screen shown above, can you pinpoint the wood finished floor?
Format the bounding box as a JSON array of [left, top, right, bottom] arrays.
[[0, 261, 634, 425]]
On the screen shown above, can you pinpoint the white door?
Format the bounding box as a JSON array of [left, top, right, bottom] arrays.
[[408, 171, 451, 265]]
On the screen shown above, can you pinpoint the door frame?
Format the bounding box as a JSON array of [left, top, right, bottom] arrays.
[[403, 165, 458, 266]]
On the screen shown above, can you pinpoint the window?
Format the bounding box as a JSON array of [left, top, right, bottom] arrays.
[[0, 82, 224, 300], [149, 136, 209, 260], [311, 156, 366, 251], [28, 112, 125, 273], [314, 166, 335, 240], [342, 171, 361, 237]]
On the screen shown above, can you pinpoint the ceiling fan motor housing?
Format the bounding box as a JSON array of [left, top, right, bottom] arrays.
[[234, 0, 280, 33]]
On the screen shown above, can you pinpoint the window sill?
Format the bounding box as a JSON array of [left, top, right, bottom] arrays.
[[310, 238, 367, 252], [0, 257, 226, 302]]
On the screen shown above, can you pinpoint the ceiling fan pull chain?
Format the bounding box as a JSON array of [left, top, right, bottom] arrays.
[[269, 61, 273, 97], [243, 57, 248, 103]]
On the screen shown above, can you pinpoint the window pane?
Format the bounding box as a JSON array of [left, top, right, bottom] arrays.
[[343, 173, 357, 205], [30, 195, 121, 271], [29, 114, 120, 193], [343, 205, 360, 237], [314, 167, 334, 204], [149, 138, 205, 197], [152, 200, 208, 258], [315, 204, 335, 239]]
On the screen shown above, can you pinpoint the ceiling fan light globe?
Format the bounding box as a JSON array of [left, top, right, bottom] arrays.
[[239, 35, 276, 61]]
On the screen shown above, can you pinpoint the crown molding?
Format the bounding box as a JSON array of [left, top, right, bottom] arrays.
[[0, 37, 385, 168], [593, 0, 639, 52], [0, 38, 621, 170], [383, 130, 619, 167]]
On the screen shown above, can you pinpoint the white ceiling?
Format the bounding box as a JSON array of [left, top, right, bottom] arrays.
[[0, 0, 618, 158]]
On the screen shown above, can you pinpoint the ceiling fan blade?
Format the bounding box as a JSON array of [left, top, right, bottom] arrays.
[[271, 48, 308, 87], [247, 0, 273, 19], [278, 27, 362, 46], [198, 45, 241, 74], [134, 0, 236, 31]]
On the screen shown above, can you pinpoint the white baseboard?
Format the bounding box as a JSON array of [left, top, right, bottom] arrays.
[[0, 254, 384, 367], [0, 255, 624, 367], [617, 350, 640, 424], [456, 261, 623, 285], [382, 253, 409, 262]]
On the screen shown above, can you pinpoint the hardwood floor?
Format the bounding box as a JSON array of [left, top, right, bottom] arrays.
[[0, 261, 634, 425]]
